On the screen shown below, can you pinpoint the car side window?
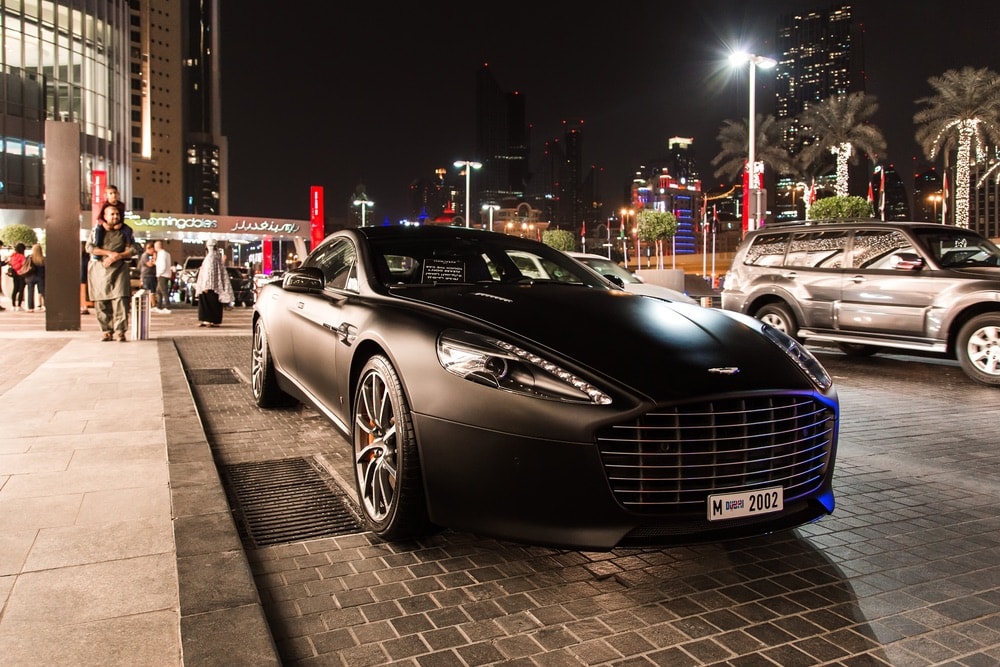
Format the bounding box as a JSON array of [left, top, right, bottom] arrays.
[[785, 230, 849, 268], [307, 238, 358, 291], [851, 229, 912, 269], [742, 233, 790, 267]]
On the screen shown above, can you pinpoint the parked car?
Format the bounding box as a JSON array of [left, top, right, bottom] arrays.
[[177, 256, 203, 304], [252, 225, 839, 550], [178, 257, 254, 307], [566, 251, 699, 304], [721, 218, 1000, 386]]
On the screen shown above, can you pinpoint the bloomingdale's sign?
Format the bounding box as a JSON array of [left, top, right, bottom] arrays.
[[122, 212, 307, 237]]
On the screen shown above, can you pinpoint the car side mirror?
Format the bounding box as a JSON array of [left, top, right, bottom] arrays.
[[893, 252, 924, 271], [283, 266, 325, 292], [604, 273, 625, 288]]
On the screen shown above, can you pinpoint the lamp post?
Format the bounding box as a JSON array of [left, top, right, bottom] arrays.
[[454, 160, 482, 228], [352, 197, 374, 227], [730, 51, 776, 235], [928, 193, 942, 222], [619, 208, 633, 268], [482, 203, 499, 232]]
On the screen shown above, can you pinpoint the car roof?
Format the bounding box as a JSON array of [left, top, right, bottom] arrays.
[[566, 251, 612, 260]]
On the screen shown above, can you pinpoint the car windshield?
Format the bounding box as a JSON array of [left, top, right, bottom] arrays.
[[914, 229, 1000, 268], [369, 236, 602, 288], [576, 256, 642, 284]]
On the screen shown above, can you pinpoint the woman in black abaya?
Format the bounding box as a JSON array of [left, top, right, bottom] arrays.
[[194, 241, 234, 327]]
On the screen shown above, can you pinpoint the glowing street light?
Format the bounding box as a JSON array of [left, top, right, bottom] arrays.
[[352, 197, 374, 227], [482, 203, 500, 232], [454, 160, 482, 228], [928, 193, 943, 222], [730, 51, 776, 235]]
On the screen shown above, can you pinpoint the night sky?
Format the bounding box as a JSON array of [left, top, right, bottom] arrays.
[[220, 1, 1000, 223]]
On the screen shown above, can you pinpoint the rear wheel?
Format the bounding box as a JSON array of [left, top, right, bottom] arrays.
[[756, 302, 798, 338], [353, 355, 432, 540], [956, 313, 1000, 386], [251, 318, 297, 407]]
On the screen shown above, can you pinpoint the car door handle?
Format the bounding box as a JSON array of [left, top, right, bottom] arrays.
[[849, 275, 866, 283], [327, 322, 358, 345]]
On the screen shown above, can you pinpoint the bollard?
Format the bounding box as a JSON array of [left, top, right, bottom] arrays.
[[130, 289, 150, 340], [700, 296, 714, 308]]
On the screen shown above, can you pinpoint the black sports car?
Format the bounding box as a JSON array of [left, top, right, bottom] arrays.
[[251, 225, 839, 550]]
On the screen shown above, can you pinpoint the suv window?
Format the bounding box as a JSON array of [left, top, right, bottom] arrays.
[[742, 232, 791, 267], [851, 229, 912, 269], [786, 230, 849, 269]]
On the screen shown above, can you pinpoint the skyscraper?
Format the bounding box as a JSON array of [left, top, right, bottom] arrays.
[[773, 3, 868, 219], [475, 65, 529, 221]]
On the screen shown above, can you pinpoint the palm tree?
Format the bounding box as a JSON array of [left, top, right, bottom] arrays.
[[796, 92, 886, 198], [711, 114, 794, 181], [914, 66, 1000, 228]]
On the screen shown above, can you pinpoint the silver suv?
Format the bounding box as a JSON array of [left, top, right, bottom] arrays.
[[722, 219, 1000, 386]]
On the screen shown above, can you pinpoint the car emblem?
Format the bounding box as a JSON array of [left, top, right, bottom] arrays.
[[708, 367, 740, 375]]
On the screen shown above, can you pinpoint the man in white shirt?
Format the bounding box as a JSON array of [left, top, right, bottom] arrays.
[[153, 240, 173, 313]]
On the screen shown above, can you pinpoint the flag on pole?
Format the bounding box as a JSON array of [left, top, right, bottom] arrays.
[[866, 179, 874, 204], [941, 172, 949, 224], [712, 205, 718, 233], [581, 221, 586, 251]]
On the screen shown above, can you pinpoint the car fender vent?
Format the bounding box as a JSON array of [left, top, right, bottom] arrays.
[[221, 457, 364, 547]]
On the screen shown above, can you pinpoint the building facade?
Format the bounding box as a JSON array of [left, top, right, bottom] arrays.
[[0, 0, 225, 233], [772, 3, 868, 219]]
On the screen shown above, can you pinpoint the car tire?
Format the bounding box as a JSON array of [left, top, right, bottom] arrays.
[[756, 302, 798, 339], [836, 343, 880, 357], [251, 317, 297, 407], [956, 313, 1000, 386], [353, 354, 433, 541]]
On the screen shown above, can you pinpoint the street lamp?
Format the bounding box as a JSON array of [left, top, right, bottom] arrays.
[[454, 160, 482, 228], [928, 193, 942, 222], [482, 203, 500, 232], [730, 51, 776, 234], [352, 197, 374, 227], [619, 208, 633, 268]]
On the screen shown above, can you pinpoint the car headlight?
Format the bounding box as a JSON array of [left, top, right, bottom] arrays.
[[437, 330, 612, 405], [760, 324, 833, 390]]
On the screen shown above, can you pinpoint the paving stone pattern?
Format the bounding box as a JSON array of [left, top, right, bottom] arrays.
[[175, 336, 1000, 666]]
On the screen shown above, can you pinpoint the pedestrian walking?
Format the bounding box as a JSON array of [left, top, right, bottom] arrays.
[[24, 243, 45, 312], [154, 240, 173, 312], [139, 240, 157, 308], [6, 243, 28, 311], [86, 203, 137, 341], [194, 240, 233, 327]]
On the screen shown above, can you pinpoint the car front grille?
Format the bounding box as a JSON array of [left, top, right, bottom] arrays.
[[595, 394, 835, 514]]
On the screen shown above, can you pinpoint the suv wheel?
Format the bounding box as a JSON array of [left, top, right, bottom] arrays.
[[756, 303, 797, 338], [956, 313, 1000, 386]]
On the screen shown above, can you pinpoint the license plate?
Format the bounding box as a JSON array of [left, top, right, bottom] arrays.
[[708, 486, 783, 520]]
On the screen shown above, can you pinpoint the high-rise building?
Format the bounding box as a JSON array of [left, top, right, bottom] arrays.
[[633, 137, 703, 254], [475, 65, 529, 220], [773, 3, 869, 219], [0, 0, 225, 229], [1, 0, 132, 225]]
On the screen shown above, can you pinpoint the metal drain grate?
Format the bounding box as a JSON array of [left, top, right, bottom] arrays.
[[188, 368, 242, 385], [221, 458, 364, 547]]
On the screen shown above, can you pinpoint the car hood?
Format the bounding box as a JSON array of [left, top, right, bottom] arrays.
[[392, 284, 820, 398]]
